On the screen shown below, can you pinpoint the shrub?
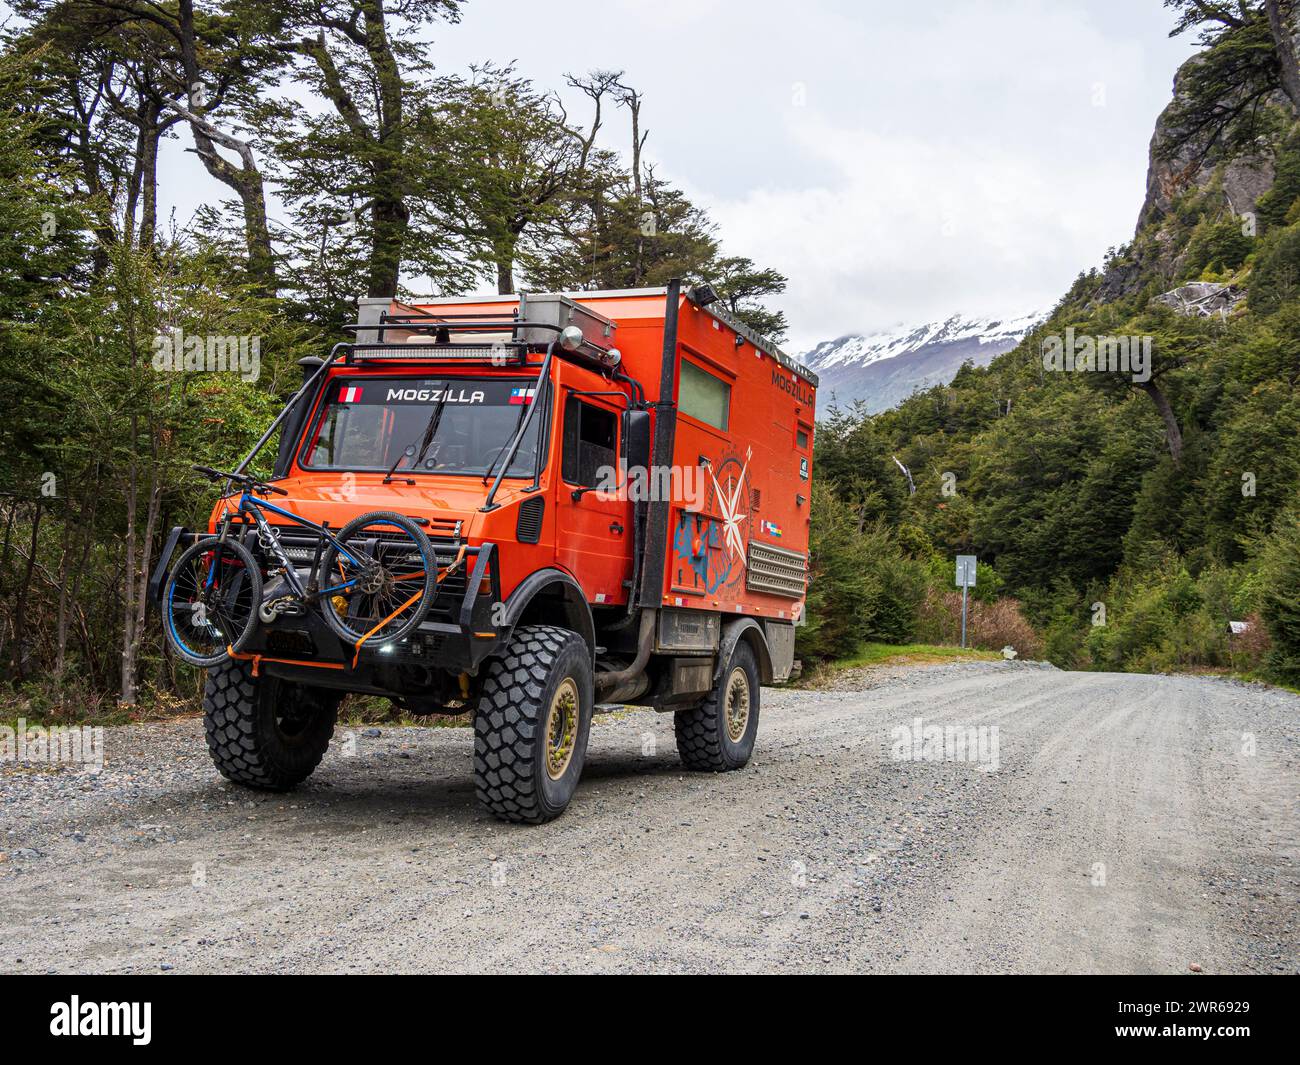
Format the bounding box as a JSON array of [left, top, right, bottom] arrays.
[[1182, 216, 1251, 279], [1042, 602, 1089, 670], [1084, 557, 1267, 674], [1255, 132, 1300, 230], [799, 484, 881, 659], [1088, 573, 1183, 670], [1155, 609, 1230, 670], [1228, 612, 1271, 674], [1257, 509, 1300, 683], [1249, 223, 1300, 314], [798, 485, 927, 659], [859, 526, 928, 642], [915, 588, 1044, 658]]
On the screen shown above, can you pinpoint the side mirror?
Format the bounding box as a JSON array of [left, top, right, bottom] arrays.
[[274, 356, 326, 479], [623, 409, 651, 471], [298, 355, 324, 387]]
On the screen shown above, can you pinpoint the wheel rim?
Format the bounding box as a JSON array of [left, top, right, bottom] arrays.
[[724, 667, 750, 742], [545, 678, 579, 781], [274, 684, 316, 741], [167, 544, 256, 661], [323, 518, 432, 644]]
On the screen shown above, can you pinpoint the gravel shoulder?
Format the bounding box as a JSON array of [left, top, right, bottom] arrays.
[[0, 661, 1295, 974]]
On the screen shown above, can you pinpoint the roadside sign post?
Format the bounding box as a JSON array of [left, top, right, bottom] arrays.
[[955, 555, 977, 648]]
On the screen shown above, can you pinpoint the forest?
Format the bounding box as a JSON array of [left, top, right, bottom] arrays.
[[804, 1, 1300, 687], [2, 0, 1299, 721]]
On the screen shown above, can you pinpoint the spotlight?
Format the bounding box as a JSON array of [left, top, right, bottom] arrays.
[[689, 284, 720, 307], [559, 325, 584, 352]]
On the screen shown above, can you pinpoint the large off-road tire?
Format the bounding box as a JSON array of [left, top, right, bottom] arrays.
[[675, 640, 760, 771], [474, 625, 593, 824], [203, 658, 340, 790]]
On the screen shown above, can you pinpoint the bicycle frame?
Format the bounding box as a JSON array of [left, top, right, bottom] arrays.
[[214, 490, 365, 602]]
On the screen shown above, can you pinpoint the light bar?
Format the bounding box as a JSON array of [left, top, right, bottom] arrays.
[[348, 344, 526, 362]]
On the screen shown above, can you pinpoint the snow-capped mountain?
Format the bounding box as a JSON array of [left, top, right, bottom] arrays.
[[799, 311, 1044, 414]]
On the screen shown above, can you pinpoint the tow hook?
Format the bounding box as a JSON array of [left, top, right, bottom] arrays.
[[259, 596, 306, 624]]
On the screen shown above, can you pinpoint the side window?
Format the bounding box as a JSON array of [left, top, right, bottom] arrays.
[[562, 397, 618, 486], [679, 360, 730, 430], [796, 423, 811, 450]]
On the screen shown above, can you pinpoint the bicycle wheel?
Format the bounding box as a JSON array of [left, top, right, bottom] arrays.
[[316, 511, 437, 648], [163, 536, 262, 667]]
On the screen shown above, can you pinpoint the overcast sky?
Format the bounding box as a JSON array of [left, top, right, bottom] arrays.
[[142, 0, 1197, 350]]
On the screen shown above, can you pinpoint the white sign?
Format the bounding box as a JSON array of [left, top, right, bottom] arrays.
[[955, 555, 977, 588]]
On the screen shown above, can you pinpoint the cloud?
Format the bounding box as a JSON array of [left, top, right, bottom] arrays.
[[697, 111, 1131, 349], [655, 0, 1197, 349]]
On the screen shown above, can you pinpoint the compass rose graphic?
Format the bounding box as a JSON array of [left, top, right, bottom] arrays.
[[707, 446, 752, 569], [674, 447, 752, 595]]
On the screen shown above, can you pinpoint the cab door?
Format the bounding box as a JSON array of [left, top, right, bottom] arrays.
[[555, 390, 633, 606]]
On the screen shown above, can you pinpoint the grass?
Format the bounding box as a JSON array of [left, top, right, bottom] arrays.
[[0, 682, 195, 728], [0, 683, 477, 730], [832, 642, 1003, 669], [795, 642, 1001, 688]]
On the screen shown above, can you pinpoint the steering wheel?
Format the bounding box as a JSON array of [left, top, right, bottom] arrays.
[[483, 447, 537, 471]]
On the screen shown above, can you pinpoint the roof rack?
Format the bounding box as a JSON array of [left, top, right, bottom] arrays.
[[683, 288, 819, 388], [341, 293, 622, 370], [341, 309, 526, 359], [340, 314, 534, 364]]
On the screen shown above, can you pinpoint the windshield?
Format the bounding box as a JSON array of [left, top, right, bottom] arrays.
[[300, 376, 544, 477]]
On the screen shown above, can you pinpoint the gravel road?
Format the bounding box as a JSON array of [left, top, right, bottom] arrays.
[[1, 661, 1295, 974]]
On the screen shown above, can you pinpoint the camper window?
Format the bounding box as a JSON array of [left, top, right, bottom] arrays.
[[679, 360, 730, 431]]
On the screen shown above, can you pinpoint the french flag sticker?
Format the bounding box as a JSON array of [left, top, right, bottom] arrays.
[[509, 387, 536, 405], [339, 385, 363, 403]]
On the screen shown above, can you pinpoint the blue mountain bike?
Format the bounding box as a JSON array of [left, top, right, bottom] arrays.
[[163, 465, 437, 667]]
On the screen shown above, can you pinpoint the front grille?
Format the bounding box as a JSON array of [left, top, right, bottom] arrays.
[[262, 526, 440, 564], [259, 524, 482, 627], [263, 526, 461, 572], [425, 564, 469, 625]]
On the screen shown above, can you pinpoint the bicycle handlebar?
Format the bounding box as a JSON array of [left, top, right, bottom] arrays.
[[191, 464, 288, 496]]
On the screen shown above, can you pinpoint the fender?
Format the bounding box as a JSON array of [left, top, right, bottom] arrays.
[[715, 616, 774, 685], [500, 568, 596, 663]]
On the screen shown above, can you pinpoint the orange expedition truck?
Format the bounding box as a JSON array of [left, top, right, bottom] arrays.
[[152, 281, 817, 822]]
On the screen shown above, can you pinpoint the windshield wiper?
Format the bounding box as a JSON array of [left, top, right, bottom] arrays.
[[384, 379, 451, 484]]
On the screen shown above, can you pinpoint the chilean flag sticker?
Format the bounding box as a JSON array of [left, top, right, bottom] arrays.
[[509, 387, 536, 405], [339, 385, 363, 403]]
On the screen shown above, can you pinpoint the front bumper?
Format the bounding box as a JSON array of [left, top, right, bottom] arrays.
[[151, 525, 504, 688]]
